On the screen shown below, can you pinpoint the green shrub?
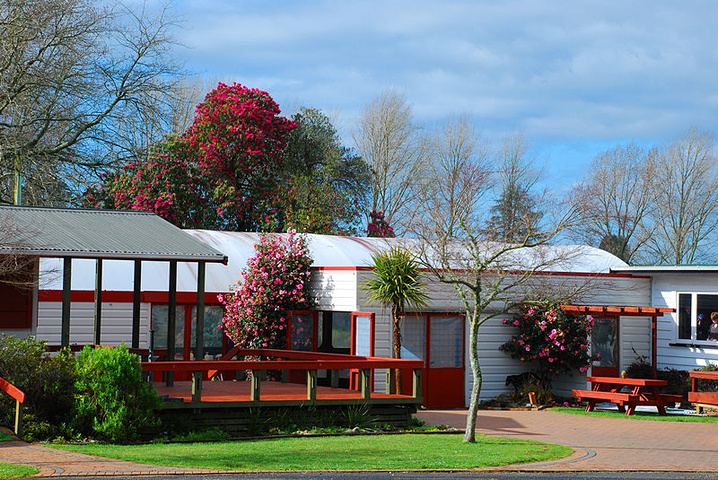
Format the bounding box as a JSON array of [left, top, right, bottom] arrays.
[[0, 335, 76, 440], [694, 364, 718, 392], [73, 344, 160, 443]]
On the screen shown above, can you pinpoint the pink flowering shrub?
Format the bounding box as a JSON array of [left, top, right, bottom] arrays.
[[500, 301, 595, 382], [366, 210, 395, 237], [219, 230, 315, 349]]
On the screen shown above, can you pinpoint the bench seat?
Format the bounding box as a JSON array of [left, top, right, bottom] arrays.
[[688, 391, 718, 406], [572, 389, 639, 403]]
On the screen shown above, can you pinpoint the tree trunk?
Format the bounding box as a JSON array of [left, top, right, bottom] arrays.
[[392, 305, 402, 394], [463, 315, 481, 443]]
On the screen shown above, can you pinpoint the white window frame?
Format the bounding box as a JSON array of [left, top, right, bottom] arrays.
[[675, 292, 718, 345]]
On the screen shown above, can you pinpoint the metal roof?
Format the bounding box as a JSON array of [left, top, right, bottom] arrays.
[[611, 265, 718, 273], [187, 231, 627, 272], [0, 205, 227, 263]]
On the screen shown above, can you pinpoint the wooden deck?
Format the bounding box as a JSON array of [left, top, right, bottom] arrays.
[[154, 379, 419, 407], [144, 348, 425, 433]]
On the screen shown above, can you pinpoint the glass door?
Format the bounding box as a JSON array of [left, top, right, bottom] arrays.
[[591, 317, 619, 377]]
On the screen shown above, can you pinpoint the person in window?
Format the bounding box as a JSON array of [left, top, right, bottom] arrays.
[[698, 313, 712, 340], [708, 312, 718, 342]]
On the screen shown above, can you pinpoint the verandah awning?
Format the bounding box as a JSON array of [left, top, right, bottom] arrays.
[[561, 304, 676, 378]]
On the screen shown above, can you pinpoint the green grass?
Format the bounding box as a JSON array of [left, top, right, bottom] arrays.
[[0, 463, 39, 479], [550, 406, 718, 422], [50, 434, 572, 471]]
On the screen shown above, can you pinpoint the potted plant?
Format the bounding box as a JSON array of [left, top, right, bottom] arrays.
[[621, 370, 627, 378]]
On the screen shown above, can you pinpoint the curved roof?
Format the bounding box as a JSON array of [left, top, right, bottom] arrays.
[[186, 230, 627, 273], [39, 231, 626, 293]]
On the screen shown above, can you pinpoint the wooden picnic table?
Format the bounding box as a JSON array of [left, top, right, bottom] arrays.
[[572, 376, 682, 415]]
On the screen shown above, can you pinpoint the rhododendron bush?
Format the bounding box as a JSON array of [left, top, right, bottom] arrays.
[[93, 83, 295, 231], [219, 230, 315, 349], [500, 301, 595, 382]]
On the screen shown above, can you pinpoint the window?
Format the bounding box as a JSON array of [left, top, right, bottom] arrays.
[[676, 293, 718, 342]]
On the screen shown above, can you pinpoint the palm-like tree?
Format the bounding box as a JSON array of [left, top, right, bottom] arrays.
[[364, 246, 429, 393]]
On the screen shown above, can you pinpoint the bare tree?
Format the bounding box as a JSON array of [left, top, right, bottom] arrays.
[[643, 128, 718, 264], [0, 214, 38, 289], [411, 118, 581, 443], [352, 88, 428, 234], [0, 0, 182, 206], [568, 143, 655, 264], [484, 131, 545, 243]]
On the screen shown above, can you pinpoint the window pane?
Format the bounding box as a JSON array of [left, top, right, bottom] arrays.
[[591, 317, 618, 368], [399, 316, 426, 361], [151, 305, 185, 359], [291, 313, 315, 351], [332, 312, 351, 349], [353, 314, 372, 355], [429, 316, 463, 368], [697, 294, 718, 341], [191, 305, 225, 359], [678, 294, 692, 340]]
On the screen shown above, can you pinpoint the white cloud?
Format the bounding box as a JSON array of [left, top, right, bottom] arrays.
[[173, 0, 718, 186]]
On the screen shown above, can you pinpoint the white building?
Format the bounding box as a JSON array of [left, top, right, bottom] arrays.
[[2, 210, 671, 408]]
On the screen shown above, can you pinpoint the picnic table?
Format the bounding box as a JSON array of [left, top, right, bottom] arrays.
[[688, 370, 718, 412], [572, 376, 682, 415]]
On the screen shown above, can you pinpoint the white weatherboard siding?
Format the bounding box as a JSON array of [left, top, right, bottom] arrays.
[[36, 301, 151, 347], [464, 274, 651, 405], [650, 273, 718, 370]]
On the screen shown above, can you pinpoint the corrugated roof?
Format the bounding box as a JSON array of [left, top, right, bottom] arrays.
[[0, 205, 227, 263], [186, 230, 626, 272]]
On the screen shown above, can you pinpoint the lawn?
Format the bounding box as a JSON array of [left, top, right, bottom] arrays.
[[50, 433, 572, 471], [551, 406, 718, 422], [0, 463, 38, 479]]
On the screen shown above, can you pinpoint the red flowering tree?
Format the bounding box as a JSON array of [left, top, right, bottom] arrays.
[[90, 135, 223, 228], [185, 82, 296, 231], [500, 301, 595, 383], [219, 230, 315, 349], [367, 210, 395, 237], [93, 83, 295, 231]]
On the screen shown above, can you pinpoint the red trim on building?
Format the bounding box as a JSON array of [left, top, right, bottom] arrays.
[[310, 266, 649, 279]]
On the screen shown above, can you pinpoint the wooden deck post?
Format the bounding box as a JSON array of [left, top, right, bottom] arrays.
[[61, 257, 72, 348], [386, 369, 396, 394], [413, 368, 422, 400], [14, 400, 22, 436], [131, 260, 142, 349], [93, 259, 103, 345], [251, 370, 263, 402], [191, 370, 202, 403], [166, 260, 177, 386], [360, 369, 371, 399], [307, 369, 317, 401]]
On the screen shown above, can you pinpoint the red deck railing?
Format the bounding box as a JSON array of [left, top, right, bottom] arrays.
[[141, 348, 424, 405], [0, 377, 25, 435]]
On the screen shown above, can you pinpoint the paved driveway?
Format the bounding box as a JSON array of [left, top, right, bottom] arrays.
[[417, 409, 718, 472]]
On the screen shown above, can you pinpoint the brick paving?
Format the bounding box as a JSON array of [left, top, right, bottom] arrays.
[[0, 441, 218, 477], [1, 409, 716, 475], [417, 409, 718, 472]]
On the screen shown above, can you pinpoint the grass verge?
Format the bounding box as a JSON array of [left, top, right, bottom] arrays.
[[550, 406, 718, 422], [50, 433, 572, 470], [0, 463, 39, 479]]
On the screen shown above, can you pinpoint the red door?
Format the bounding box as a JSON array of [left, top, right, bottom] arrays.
[[400, 314, 465, 408], [591, 317, 620, 377]]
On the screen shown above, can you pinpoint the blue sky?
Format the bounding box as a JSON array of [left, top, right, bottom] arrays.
[[172, 0, 718, 191]]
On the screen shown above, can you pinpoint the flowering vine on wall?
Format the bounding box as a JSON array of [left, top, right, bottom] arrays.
[[218, 230, 315, 349], [500, 301, 596, 383]]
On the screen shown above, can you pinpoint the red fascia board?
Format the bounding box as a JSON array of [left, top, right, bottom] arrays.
[[311, 266, 650, 279]]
